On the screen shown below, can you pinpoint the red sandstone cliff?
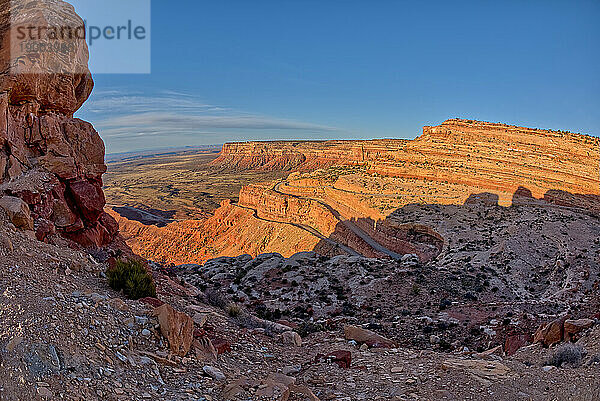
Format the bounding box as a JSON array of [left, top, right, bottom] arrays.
[[0, 0, 118, 248], [110, 201, 322, 265]]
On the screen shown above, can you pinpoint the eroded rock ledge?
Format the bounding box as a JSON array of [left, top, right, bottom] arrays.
[[0, 0, 117, 248]]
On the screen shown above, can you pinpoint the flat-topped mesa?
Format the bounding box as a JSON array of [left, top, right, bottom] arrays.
[[215, 119, 599, 203], [211, 139, 408, 171], [0, 0, 118, 248], [395, 118, 600, 200]]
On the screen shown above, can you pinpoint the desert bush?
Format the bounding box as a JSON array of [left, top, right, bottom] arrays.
[[297, 322, 326, 337], [107, 259, 156, 300], [226, 303, 241, 317], [545, 344, 585, 368], [205, 289, 228, 308]]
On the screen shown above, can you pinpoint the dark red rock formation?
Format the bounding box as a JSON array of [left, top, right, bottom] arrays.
[[0, 0, 117, 248]]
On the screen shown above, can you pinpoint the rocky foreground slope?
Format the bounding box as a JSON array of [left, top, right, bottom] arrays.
[[178, 193, 600, 353], [2, 208, 600, 401]]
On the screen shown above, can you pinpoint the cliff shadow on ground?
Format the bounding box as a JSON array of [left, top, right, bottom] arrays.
[[312, 186, 600, 264]]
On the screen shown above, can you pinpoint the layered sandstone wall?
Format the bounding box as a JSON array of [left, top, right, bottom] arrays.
[[0, 0, 118, 248], [211, 139, 408, 172], [239, 184, 340, 236], [382, 119, 600, 199], [214, 119, 599, 203]]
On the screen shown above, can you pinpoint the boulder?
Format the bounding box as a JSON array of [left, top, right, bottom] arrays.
[[534, 316, 568, 347], [564, 319, 594, 341], [0, 196, 33, 230], [99, 212, 120, 236], [67, 180, 106, 222], [153, 304, 194, 357], [344, 325, 396, 348], [64, 222, 111, 248], [1, 0, 94, 114]]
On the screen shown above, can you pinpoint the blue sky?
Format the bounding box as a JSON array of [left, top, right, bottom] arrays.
[[75, 0, 600, 153]]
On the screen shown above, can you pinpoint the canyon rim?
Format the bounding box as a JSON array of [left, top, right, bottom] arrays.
[[1, 1, 599, 401]]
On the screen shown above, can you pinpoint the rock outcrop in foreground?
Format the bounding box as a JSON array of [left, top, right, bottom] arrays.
[[0, 0, 118, 248]]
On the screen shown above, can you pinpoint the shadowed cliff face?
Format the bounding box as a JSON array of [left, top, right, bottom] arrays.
[[0, 0, 118, 248]]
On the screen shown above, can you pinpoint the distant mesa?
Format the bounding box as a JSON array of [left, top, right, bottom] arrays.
[[212, 118, 599, 202]]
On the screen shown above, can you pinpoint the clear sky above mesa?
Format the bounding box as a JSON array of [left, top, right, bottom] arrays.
[[74, 0, 600, 153]]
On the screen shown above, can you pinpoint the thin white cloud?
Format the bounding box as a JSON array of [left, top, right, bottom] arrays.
[[96, 112, 338, 138], [77, 89, 341, 151], [82, 90, 337, 137]]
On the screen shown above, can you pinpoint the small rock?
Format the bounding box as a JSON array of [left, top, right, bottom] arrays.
[[282, 365, 301, 375], [153, 303, 194, 357], [109, 298, 129, 312], [115, 351, 128, 363], [141, 329, 151, 336], [203, 365, 226, 381], [344, 325, 396, 348], [281, 331, 302, 347], [6, 336, 23, 353], [534, 316, 568, 346], [37, 387, 53, 398], [0, 233, 13, 252], [504, 334, 531, 356], [322, 350, 351, 368]]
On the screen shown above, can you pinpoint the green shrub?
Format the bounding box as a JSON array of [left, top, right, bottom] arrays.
[[226, 303, 241, 317], [107, 259, 156, 300]]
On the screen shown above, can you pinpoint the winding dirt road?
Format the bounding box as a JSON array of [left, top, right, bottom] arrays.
[[273, 181, 403, 260], [232, 202, 361, 257]]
